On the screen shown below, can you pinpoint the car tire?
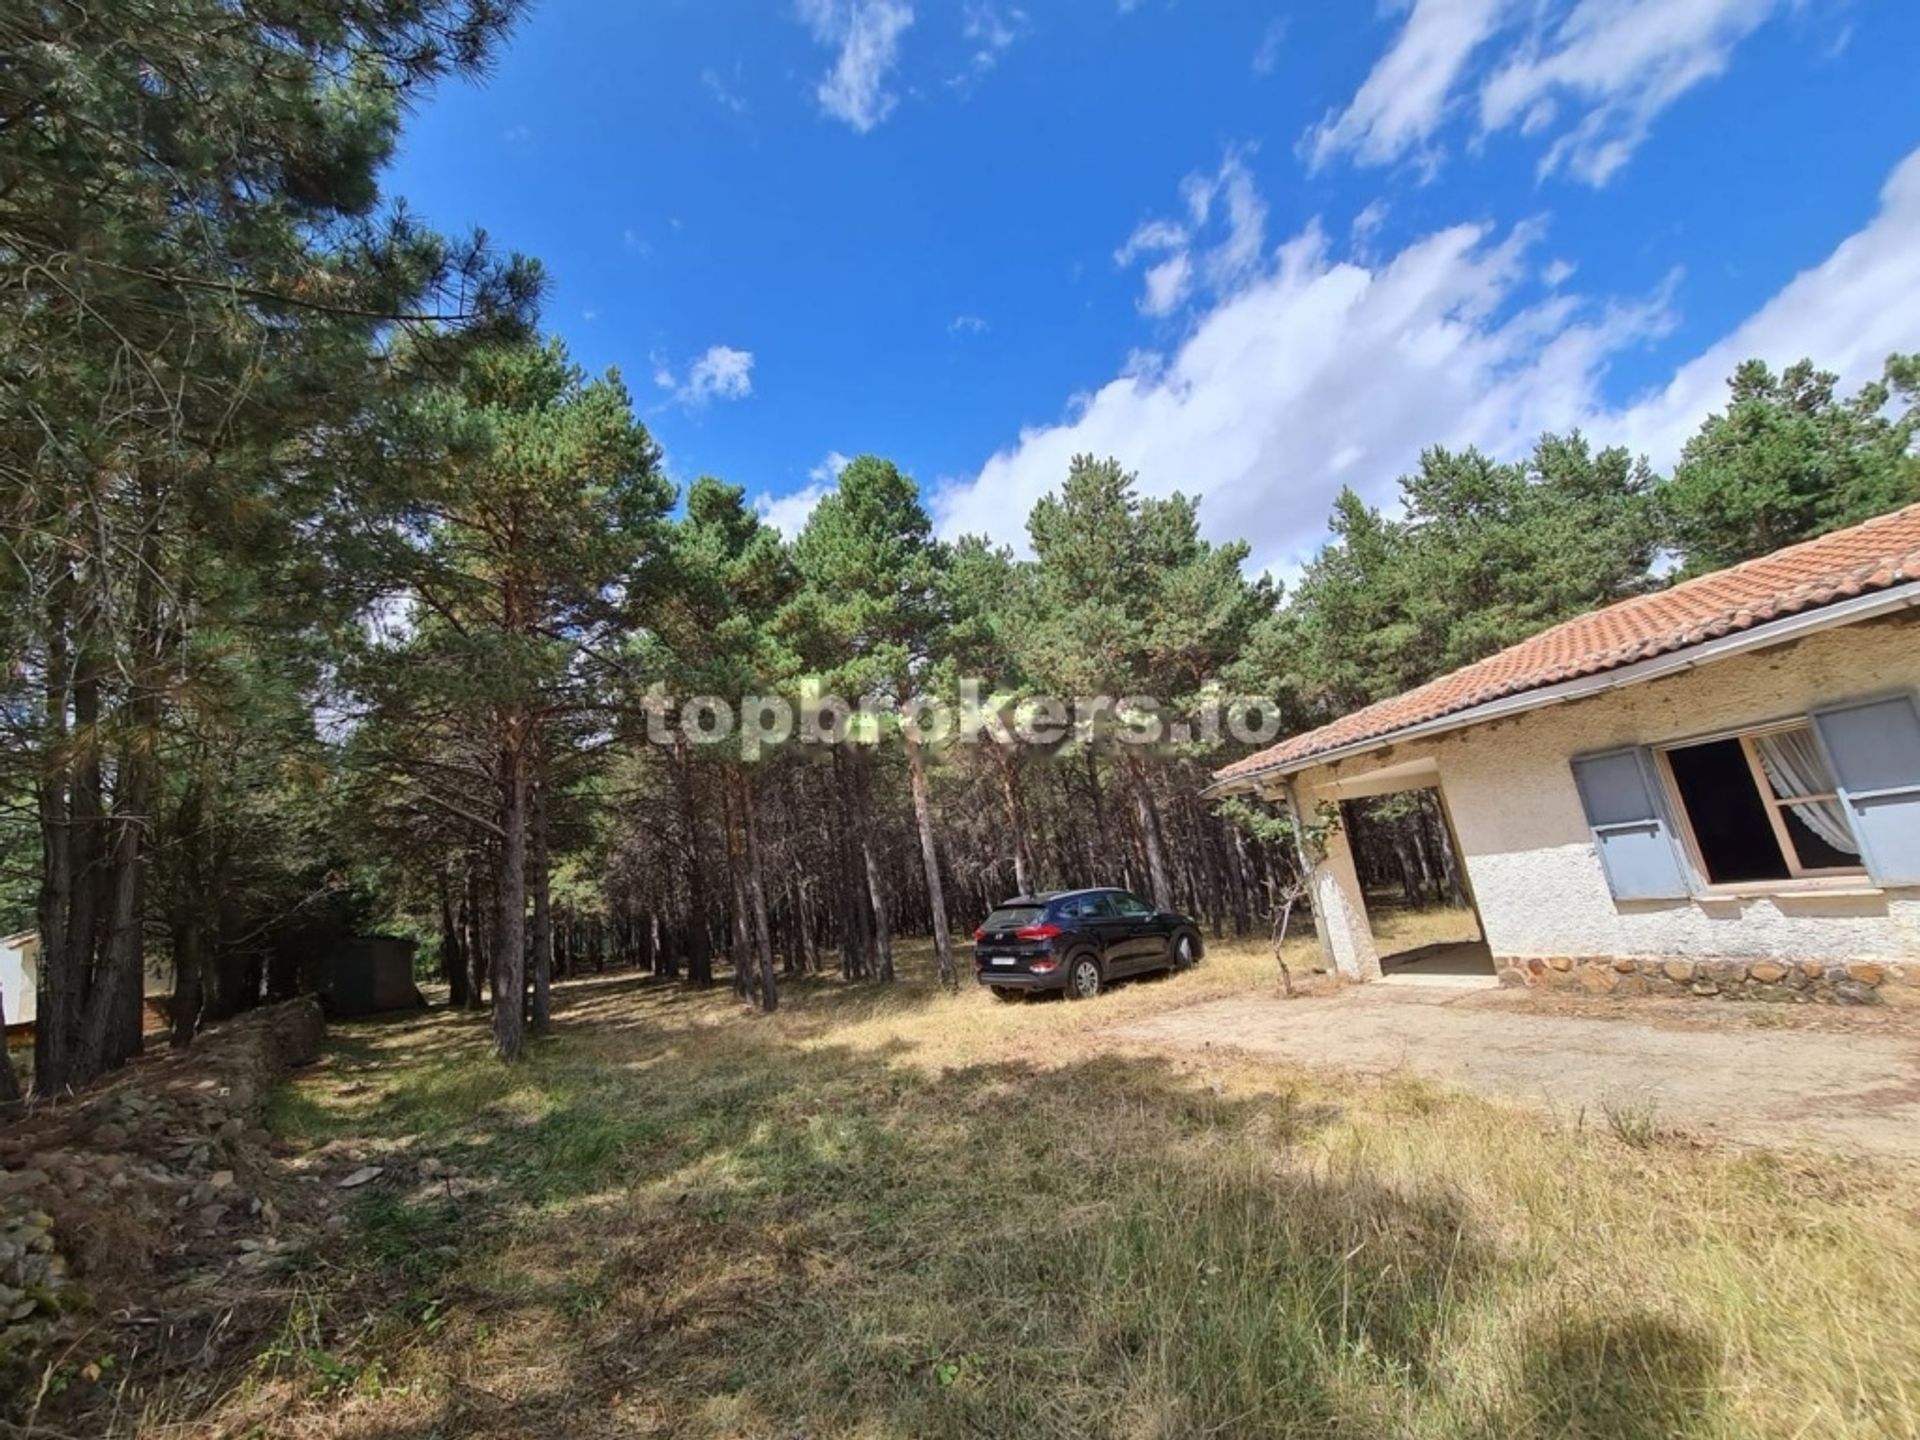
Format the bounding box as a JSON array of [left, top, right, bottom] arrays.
[[1172, 932, 1199, 971], [990, 986, 1023, 1003], [1066, 954, 1103, 1000]]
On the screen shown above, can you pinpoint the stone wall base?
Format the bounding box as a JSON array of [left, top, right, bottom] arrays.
[[1496, 954, 1919, 1006]]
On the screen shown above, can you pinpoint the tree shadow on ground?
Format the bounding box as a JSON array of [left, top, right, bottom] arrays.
[[1483, 1313, 1722, 1440], [108, 976, 1732, 1440]]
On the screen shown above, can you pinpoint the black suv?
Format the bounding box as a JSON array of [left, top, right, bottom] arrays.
[[971, 888, 1203, 1001]]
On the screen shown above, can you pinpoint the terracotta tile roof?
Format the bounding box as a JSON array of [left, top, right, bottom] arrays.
[[1215, 502, 1920, 787]]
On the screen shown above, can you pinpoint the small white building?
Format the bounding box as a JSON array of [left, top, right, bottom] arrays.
[[1211, 503, 1920, 1002], [1, 929, 40, 1028], [0, 931, 173, 1031]]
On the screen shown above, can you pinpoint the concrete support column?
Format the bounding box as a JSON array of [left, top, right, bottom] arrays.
[[1311, 814, 1381, 982]]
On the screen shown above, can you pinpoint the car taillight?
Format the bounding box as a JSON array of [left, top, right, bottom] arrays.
[[1014, 922, 1061, 941], [1030, 959, 1058, 973], [972, 926, 987, 941]]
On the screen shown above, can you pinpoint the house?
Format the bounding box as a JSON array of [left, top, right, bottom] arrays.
[[0, 931, 174, 1032], [1210, 503, 1920, 1002], [1, 930, 40, 1030]]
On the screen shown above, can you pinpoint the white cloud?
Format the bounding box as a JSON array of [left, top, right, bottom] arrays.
[[1310, 0, 1793, 186], [1481, 0, 1780, 184], [949, 313, 991, 335], [1351, 199, 1390, 249], [1252, 17, 1288, 76], [656, 345, 756, 406], [1608, 146, 1920, 468], [756, 452, 856, 536], [757, 483, 834, 538], [798, 0, 915, 132], [1115, 150, 1268, 316], [1139, 254, 1194, 317], [1307, 0, 1510, 172], [955, 2, 1026, 82], [702, 65, 748, 114], [936, 146, 1920, 578], [809, 450, 853, 483]]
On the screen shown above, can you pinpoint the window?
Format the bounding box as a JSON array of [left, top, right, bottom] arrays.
[[1658, 723, 1864, 885], [982, 906, 1043, 931], [1109, 892, 1155, 918], [1572, 694, 1920, 901]]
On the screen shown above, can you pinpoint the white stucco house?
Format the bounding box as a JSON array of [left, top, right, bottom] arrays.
[[1, 929, 40, 1029], [1211, 503, 1920, 1002]]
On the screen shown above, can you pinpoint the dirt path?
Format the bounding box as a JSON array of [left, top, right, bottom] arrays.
[[1108, 987, 1920, 1164]]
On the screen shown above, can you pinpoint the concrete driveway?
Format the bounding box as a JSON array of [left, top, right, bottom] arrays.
[[1109, 985, 1920, 1164]]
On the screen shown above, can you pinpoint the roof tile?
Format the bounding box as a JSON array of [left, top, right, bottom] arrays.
[[1215, 502, 1920, 784]]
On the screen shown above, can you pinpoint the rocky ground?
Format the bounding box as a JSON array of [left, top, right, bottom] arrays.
[[0, 1000, 324, 1422]]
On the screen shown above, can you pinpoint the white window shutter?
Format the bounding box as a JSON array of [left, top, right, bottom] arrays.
[[1570, 748, 1693, 900], [1812, 694, 1920, 887]]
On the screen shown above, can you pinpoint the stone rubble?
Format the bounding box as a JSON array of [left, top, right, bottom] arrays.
[[0, 998, 325, 1360]]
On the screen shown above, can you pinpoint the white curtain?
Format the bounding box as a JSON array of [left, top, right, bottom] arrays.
[[1755, 728, 1859, 856]]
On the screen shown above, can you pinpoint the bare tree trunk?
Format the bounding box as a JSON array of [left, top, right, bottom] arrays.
[[677, 738, 714, 988], [493, 737, 528, 1061], [721, 778, 753, 1001], [852, 751, 894, 981], [464, 863, 488, 1008], [33, 573, 75, 1094], [439, 869, 469, 1008], [170, 906, 203, 1049], [1125, 753, 1175, 911], [995, 748, 1034, 896], [529, 771, 553, 1034], [737, 770, 779, 1012], [904, 732, 955, 987]]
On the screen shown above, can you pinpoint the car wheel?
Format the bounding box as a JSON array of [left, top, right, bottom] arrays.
[[1173, 932, 1198, 971], [990, 986, 1023, 1003], [1066, 954, 1103, 1000]]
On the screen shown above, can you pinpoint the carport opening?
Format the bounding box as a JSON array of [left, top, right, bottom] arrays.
[[1339, 788, 1493, 979]]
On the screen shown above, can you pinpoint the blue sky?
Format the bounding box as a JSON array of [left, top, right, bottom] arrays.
[[386, 0, 1920, 578]]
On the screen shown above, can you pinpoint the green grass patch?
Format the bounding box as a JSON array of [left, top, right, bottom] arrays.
[[201, 947, 1920, 1439]]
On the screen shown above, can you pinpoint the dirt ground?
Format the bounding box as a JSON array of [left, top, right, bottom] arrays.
[[1108, 984, 1920, 1164]]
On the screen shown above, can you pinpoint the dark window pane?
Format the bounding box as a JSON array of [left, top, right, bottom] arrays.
[[983, 907, 1044, 930], [1780, 804, 1861, 872], [1664, 739, 1788, 884]]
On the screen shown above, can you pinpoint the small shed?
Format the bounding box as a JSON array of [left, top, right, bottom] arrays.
[[322, 935, 427, 1017]]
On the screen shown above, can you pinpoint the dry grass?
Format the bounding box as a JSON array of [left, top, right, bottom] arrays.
[[134, 921, 1920, 1438]]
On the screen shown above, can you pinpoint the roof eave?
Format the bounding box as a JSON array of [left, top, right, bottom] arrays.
[[1205, 579, 1920, 798]]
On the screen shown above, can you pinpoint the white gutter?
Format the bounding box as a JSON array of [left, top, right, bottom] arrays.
[[1207, 579, 1920, 797]]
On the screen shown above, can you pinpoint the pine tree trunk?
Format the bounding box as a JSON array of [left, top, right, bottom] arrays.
[[33, 572, 76, 1095], [529, 773, 553, 1033], [904, 732, 955, 987], [1125, 753, 1175, 910], [170, 907, 203, 1049], [493, 739, 528, 1061], [995, 748, 1034, 895], [722, 779, 753, 1001], [737, 770, 779, 1012], [852, 751, 894, 981], [677, 738, 714, 987], [439, 870, 469, 1008], [464, 864, 488, 1008]]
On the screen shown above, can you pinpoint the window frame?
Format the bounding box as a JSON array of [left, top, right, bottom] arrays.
[[1652, 717, 1869, 892]]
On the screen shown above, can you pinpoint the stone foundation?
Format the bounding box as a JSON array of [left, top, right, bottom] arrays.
[[1496, 954, 1919, 1005]]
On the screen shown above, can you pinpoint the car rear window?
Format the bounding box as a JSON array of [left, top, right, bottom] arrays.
[[981, 906, 1044, 931]]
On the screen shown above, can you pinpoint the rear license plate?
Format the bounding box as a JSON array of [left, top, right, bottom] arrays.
[[989, 958, 1016, 967]]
